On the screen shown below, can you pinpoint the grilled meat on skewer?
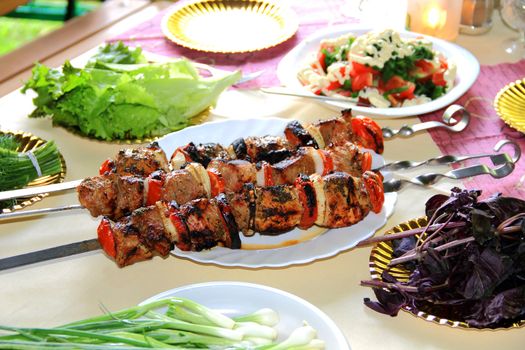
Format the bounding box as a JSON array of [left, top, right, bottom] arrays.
[[96, 171, 384, 267], [78, 142, 372, 220], [99, 142, 170, 176], [170, 110, 383, 169]]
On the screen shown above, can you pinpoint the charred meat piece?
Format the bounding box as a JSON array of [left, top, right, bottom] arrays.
[[129, 205, 172, 256], [320, 172, 371, 228], [114, 176, 145, 219], [314, 117, 354, 147], [161, 170, 207, 205], [244, 135, 293, 163], [254, 185, 303, 235], [77, 174, 117, 218], [207, 159, 256, 193], [111, 216, 154, 267], [113, 143, 169, 176], [325, 142, 368, 176], [179, 197, 240, 251], [225, 183, 256, 236], [284, 120, 319, 149], [178, 142, 231, 168], [270, 148, 317, 185]]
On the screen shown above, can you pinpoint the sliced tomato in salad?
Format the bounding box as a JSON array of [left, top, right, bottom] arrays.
[[352, 72, 373, 92], [383, 76, 415, 100], [411, 59, 437, 80], [431, 71, 447, 86], [350, 62, 378, 77]]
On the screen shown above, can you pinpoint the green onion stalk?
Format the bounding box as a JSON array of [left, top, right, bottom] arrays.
[[0, 298, 325, 349], [0, 138, 62, 191]]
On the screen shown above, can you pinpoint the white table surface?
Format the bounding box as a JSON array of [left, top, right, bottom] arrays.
[[0, 4, 523, 350]]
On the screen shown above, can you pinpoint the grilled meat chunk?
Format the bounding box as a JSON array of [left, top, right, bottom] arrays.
[[129, 205, 172, 256], [320, 172, 371, 228], [113, 143, 169, 176], [207, 159, 256, 193], [254, 185, 303, 234], [225, 183, 256, 236], [244, 135, 293, 163], [111, 216, 153, 267], [77, 175, 117, 217], [326, 142, 367, 176], [270, 148, 317, 185], [179, 197, 240, 250], [162, 170, 207, 205], [115, 176, 145, 219], [284, 120, 319, 149]]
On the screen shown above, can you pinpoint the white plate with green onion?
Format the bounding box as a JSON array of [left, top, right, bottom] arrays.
[[141, 281, 351, 349]]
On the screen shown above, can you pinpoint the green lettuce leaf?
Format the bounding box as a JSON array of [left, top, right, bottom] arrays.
[[23, 46, 240, 140]]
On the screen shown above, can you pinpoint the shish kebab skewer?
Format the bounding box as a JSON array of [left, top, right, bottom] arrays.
[[98, 109, 384, 178], [0, 110, 382, 205], [97, 171, 385, 267], [79, 141, 373, 221]]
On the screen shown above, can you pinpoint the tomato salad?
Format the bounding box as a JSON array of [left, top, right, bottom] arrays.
[[298, 29, 456, 108]]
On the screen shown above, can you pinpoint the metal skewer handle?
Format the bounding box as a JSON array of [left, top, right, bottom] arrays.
[[381, 105, 470, 139], [379, 139, 521, 171], [383, 146, 519, 193]]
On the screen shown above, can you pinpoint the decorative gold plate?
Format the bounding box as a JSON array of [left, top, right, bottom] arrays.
[[1, 131, 66, 214], [494, 78, 525, 134], [369, 217, 525, 329], [161, 0, 299, 53]]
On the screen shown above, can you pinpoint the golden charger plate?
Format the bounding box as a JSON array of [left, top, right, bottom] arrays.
[[1, 131, 67, 214], [161, 0, 299, 53], [494, 78, 525, 134], [369, 217, 525, 330]]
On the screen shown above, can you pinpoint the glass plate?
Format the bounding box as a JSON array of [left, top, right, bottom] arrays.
[[0, 131, 66, 214], [277, 26, 480, 118], [161, 0, 299, 53], [369, 217, 525, 329], [156, 117, 397, 268], [140, 281, 351, 349], [494, 78, 525, 134]]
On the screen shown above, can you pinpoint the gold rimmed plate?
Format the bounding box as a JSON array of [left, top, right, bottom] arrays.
[[494, 78, 525, 134], [1, 131, 67, 214], [369, 217, 525, 330], [161, 0, 299, 53]]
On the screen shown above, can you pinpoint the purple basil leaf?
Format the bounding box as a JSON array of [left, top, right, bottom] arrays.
[[392, 236, 416, 258], [470, 208, 495, 245], [480, 195, 525, 223], [460, 247, 513, 300], [467, 285, 525, 328], [364, 287, 407, 317]]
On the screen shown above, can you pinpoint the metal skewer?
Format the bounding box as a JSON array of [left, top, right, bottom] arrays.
[[378, 139, 521, 171], [381, 104, 470, 139], [0, 179, 82, 202], [0, 204, 84, 220], [383, 151, 518, 193]]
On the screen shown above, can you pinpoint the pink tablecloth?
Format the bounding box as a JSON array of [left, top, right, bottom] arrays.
[[110, 1, 525, 199]]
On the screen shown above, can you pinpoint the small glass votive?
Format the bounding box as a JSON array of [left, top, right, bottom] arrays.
[[460, 0, 494, 34], [407, 0, 463, 41]]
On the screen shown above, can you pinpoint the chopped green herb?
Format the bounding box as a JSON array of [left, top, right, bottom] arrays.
[[342, 79, 352, 91], [415, 80, 445, 99], [412, 45, 434, 60], [383, 86, 409, 98]]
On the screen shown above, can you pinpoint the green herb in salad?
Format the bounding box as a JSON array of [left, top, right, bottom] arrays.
[[23, 42, 241, 141], [0, 297, 325, 349], [300, 30, 452, 107]]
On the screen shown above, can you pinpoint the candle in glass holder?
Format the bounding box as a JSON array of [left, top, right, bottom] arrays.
[[407, 0, 462, 40]]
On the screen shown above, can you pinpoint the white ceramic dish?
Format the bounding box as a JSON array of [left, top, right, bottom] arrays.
[[156, 118, 396, 268], [277, 26, 480, 118], [140, 281, 351, 349]]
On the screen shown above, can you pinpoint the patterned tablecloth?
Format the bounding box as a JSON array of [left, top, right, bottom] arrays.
[[109, 0, 525, 199]]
